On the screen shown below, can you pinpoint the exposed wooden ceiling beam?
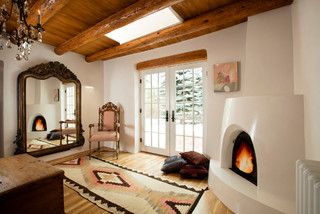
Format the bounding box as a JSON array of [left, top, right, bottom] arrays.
[[27, 0, 70, 25], [136, 49, 207, 71], [85, 0, 293, 62], [54, 0, 184, 55], [91, 18, 247, 61]]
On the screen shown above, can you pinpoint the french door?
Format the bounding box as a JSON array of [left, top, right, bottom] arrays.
[[141, 63, 204, 156], [64, 84, 76, 120]]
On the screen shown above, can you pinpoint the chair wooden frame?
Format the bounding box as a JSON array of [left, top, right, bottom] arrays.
[[89, 102, 120, 159], [59, 120, 77, 145]]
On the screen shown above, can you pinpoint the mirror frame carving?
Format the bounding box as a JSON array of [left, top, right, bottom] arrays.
[[14, 61, 84, 157]]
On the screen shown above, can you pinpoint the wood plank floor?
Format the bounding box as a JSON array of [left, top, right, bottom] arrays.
[[58, 151, 233, 214]]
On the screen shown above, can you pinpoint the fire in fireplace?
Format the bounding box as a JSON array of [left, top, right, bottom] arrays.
[[231, 131, 257, 185], [32, 115, 47, 131]]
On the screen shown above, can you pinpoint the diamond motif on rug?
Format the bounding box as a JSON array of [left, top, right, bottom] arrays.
[[60, 158, 82, 166], [58, 157, 205, 214], [165, 201, 192, 214], [93, 170, 130, 187]]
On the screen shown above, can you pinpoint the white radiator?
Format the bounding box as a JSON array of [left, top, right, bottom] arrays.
[[296, 159, 320, 214]]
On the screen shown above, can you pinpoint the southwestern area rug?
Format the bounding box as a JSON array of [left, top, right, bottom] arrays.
[[58, 156, 206, 214]]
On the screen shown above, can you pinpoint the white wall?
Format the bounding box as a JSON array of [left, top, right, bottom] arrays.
[[0, 60, 3, 157], [245, 6, 293, 95], [292, 0, 320, 160], [103, 6, 294, 159], [0, 42, 104, 157]]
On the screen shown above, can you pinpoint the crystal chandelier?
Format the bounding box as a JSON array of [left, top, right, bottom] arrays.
[[0, 0, 44, 60]]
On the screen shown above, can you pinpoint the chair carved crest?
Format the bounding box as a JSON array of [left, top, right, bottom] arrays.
[[98, 102, 120, 131]]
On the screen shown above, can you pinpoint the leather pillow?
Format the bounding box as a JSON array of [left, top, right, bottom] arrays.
[[179, 164, 208, 179], [161, 156, 187, 173], [180, 151, 209, 166], [47, 132, 64, 140], [164, 155, 183, 164]]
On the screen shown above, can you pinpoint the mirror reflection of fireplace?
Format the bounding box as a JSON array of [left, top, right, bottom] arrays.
[[26, 77, 77, 153], [230, 131, 257, 185], [32, 115, 47, 131]]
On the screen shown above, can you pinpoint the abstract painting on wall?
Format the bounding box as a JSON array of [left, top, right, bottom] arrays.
[[53, 89, 60, 102], [214, 61, 239, 92]]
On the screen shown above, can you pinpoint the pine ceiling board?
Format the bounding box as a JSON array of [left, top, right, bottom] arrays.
[[172, 0, 237, 20], [42, 32, 67, 47], [73, 37, 119, 56], [43, 0, 138, 44], [60, 0, 138, 26]]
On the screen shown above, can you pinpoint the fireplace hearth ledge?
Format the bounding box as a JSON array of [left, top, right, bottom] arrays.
[[209, 160, 289, 214]]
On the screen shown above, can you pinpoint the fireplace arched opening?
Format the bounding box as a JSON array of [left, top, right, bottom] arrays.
[[32, 115, 47, 132], [231, 131, 257, 185]]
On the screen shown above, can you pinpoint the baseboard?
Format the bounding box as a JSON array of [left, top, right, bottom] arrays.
[[46, 146, 123, 165], [47, 149, 92, 165]]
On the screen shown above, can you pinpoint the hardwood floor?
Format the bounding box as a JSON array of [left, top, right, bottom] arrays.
[[64, 186, 108, 214], [56, 151, 233, 214]]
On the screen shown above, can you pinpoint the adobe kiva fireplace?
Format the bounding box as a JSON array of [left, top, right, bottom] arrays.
[[32, 115, 47, 131], [209, 95, 305, 214], [231, 131, 257, 185]]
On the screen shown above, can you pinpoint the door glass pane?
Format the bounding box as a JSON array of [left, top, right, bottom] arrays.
[[151, 89, 158, 103], [152, 73, 159, 88], [194, 137, 203, 153], [144, 104, 151, 132], [145, 89, 151, 103], [152, 133, 159, 147], [176, 123, 184, 136], [159, 104, 166, 134], [145, 75, 151, 88], [159, 73, 166, 88], [143, 72, 166, 150], [159, 88, 166, 103], [145, 132, 151, 146], [174, 67, 204, 153], [152, 104, 158, 132], [159, 134, 166, 149], [194, 124, 203, 138], [66, 86, 75, 120], [185, 136, 193, 151], [176, 135, 184, 152]]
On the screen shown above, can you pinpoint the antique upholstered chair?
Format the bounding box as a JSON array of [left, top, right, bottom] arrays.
[[89, 102, 120, 159], [59, 119, 77, 145]]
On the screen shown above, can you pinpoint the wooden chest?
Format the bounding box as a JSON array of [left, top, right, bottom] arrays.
[[0, 154, 64, 214]]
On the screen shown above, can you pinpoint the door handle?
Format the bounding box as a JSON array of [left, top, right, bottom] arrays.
[[171, 110, 175, 122], [165, 110, 169, 122]]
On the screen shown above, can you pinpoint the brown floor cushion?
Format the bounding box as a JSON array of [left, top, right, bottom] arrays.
[[179, 164, 208, 179], [180, 151, 209, 166]]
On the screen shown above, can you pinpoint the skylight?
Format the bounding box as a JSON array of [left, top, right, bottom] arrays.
[[105, 7, 182, 44]]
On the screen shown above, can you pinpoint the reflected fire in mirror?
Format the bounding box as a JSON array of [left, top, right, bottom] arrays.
[[35, 119, 45, 131], [32, 115, 47, 132], [235, 142, 254, 174]]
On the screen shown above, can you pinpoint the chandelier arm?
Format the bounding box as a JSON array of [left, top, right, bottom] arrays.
[[21, 1, 30, 29], [8, 0, 14, 19]]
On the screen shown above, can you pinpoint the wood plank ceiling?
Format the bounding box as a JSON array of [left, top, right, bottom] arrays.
[[2, 0, 293, 62]]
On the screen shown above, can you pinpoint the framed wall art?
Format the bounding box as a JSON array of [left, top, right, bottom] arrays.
[[214, 61, 239, 92]]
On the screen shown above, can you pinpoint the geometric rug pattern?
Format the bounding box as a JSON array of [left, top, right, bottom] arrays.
[[57, 156, 206, 214]]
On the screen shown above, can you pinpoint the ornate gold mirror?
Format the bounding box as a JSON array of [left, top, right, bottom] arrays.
[[14, 61, 84, 157]]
